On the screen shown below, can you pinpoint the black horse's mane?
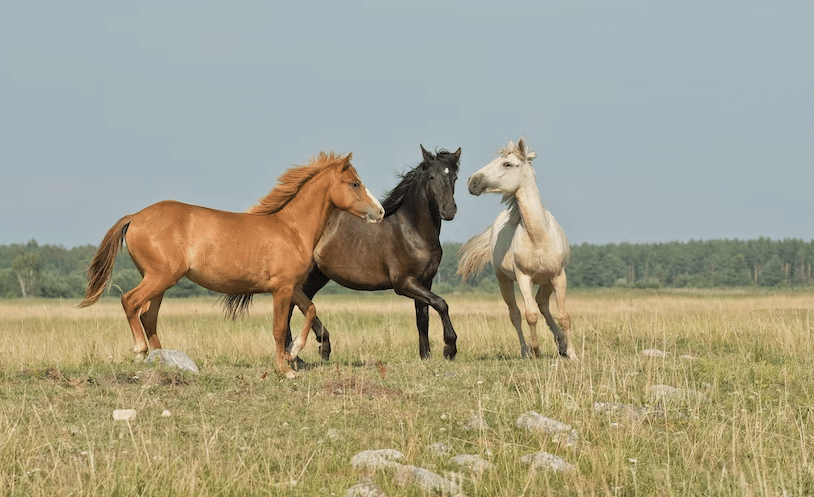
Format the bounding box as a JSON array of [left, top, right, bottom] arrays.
[[380, 149, 459, 217]]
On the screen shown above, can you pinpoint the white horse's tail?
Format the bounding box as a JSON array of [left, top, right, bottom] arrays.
[[457, 226, 492, 281]]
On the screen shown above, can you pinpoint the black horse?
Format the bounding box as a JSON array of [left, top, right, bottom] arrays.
[[288, 145, 461, 361]]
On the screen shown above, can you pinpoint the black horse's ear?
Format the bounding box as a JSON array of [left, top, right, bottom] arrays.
[[452, 147, 462, 163], [420, 144, 434, 164]]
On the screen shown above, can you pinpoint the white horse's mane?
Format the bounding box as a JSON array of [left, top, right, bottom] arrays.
[[495, 140, 538, 161]]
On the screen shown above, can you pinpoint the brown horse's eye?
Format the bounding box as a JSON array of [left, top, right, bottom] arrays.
[[350, 182, 360, 188]]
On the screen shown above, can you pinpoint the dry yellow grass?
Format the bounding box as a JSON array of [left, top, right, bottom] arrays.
[[1, 289, 813, 495]]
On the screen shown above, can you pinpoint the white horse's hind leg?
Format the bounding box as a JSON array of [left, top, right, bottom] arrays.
[[497, 272, 529, 357], [515, 272, 542, 357]]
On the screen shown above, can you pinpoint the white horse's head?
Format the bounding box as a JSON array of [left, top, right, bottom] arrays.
[[467, 138, 537, 198]]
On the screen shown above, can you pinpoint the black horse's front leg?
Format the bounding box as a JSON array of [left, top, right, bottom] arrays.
[[414, 300, 431, 359], [400, 277, 458, 360]]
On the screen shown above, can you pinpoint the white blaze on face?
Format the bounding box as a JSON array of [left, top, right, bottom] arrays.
[[444, 167, 449, 174], [365, 187, 384, 222]]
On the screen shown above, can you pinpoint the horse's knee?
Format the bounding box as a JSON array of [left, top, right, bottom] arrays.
[[525, 310, 538, 326]]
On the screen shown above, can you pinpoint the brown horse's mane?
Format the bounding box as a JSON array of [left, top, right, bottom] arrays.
[[247, 151, 349, 215]]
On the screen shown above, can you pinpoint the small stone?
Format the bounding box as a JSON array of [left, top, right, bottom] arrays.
[[448, 454, 495, 474], [516, 411, 580, 448], [520, 451, 576, 473], [113, 409, 137, 421], [395, 465, 463, 495], [462, 412, 489, 431], [350, 449, 404, 472], [145, 349, 200, 373], [346, 482, 388, 497], [428, 442, 451, 457], [649, 385, 710, 407], [641, 349, 666, 358], [161, 410, 172, 417]]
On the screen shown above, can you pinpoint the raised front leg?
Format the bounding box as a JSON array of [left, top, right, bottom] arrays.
[[497, 271, 529, 357], [398, 276, 457, 360]]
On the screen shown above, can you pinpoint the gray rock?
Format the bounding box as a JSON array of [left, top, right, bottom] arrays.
[[594, 401, 661, 421], [112, 409, 137, 421], [448, 454, 495, 474], [520, 451, 576, 473], [394, 465, 463, 495], [462, 412, 489, 431], [145, 349, 200, 373], [516, 411, 580, 448], [346, 482, 388, 497], [350, 449, 404, 472], [649, 384, 710, 407], [428, 442, 452, 457]]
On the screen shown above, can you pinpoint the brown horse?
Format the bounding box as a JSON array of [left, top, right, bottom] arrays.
[[79, 152, 384, 377]]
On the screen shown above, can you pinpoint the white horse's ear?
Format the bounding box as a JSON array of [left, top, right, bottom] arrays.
[[517, 138, 526, 157], [527, 150, 537, 161]]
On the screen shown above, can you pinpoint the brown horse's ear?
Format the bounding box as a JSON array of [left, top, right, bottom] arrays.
[[420, 144, 433, 164], [342, 152, 353, 171]]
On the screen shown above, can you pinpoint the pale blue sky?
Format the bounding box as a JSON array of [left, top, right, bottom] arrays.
[[1, 1, 812, 248]]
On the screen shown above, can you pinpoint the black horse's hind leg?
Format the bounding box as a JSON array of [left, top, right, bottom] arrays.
[[399, 276, 458, 360], [285, 266, 333, 361]]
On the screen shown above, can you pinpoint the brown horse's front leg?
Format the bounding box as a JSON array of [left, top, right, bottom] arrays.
[[271, 288, 296, 378]]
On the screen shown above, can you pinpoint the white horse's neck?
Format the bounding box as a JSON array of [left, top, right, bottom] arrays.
[[512, 171, 551, 245]]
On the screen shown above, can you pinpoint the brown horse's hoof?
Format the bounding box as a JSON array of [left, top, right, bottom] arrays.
[[284, 370, 297, 379]]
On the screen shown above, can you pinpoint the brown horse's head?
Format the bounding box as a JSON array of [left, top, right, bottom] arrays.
[[330, 153, 384, 223]]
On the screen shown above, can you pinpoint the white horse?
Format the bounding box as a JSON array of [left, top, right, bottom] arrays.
[[457, 138, 577, 360]]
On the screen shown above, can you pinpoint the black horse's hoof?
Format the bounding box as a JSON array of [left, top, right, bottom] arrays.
[[443, 344, 457, 360], [319, 343, 331, 362]]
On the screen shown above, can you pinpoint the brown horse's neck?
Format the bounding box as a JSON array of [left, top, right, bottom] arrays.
[[273, 167, 337, 251]]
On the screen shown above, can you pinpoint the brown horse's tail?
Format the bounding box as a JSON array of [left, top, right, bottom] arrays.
[[457, 226, 493, 281], [78, 215, 132, 308]]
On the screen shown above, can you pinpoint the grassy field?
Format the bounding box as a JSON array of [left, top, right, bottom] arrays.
[[1, 289, 813, 496]]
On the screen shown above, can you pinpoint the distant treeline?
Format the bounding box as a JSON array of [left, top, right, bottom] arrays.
[[2, 237, 813, 299]]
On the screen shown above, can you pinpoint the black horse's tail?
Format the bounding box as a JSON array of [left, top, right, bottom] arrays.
[[221, 294, 254, 320]]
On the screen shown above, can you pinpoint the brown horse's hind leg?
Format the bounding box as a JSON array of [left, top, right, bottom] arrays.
[[289, 288, 316, 364], [122, 278, 173, 360], [139, 292, 165, 350]]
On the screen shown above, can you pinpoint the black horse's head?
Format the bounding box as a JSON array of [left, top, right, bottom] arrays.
[[420, 145, 460, 221]]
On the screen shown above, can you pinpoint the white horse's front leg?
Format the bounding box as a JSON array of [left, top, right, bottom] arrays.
[[497, 272, 529, 357], [515, 272, 542, 357]]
